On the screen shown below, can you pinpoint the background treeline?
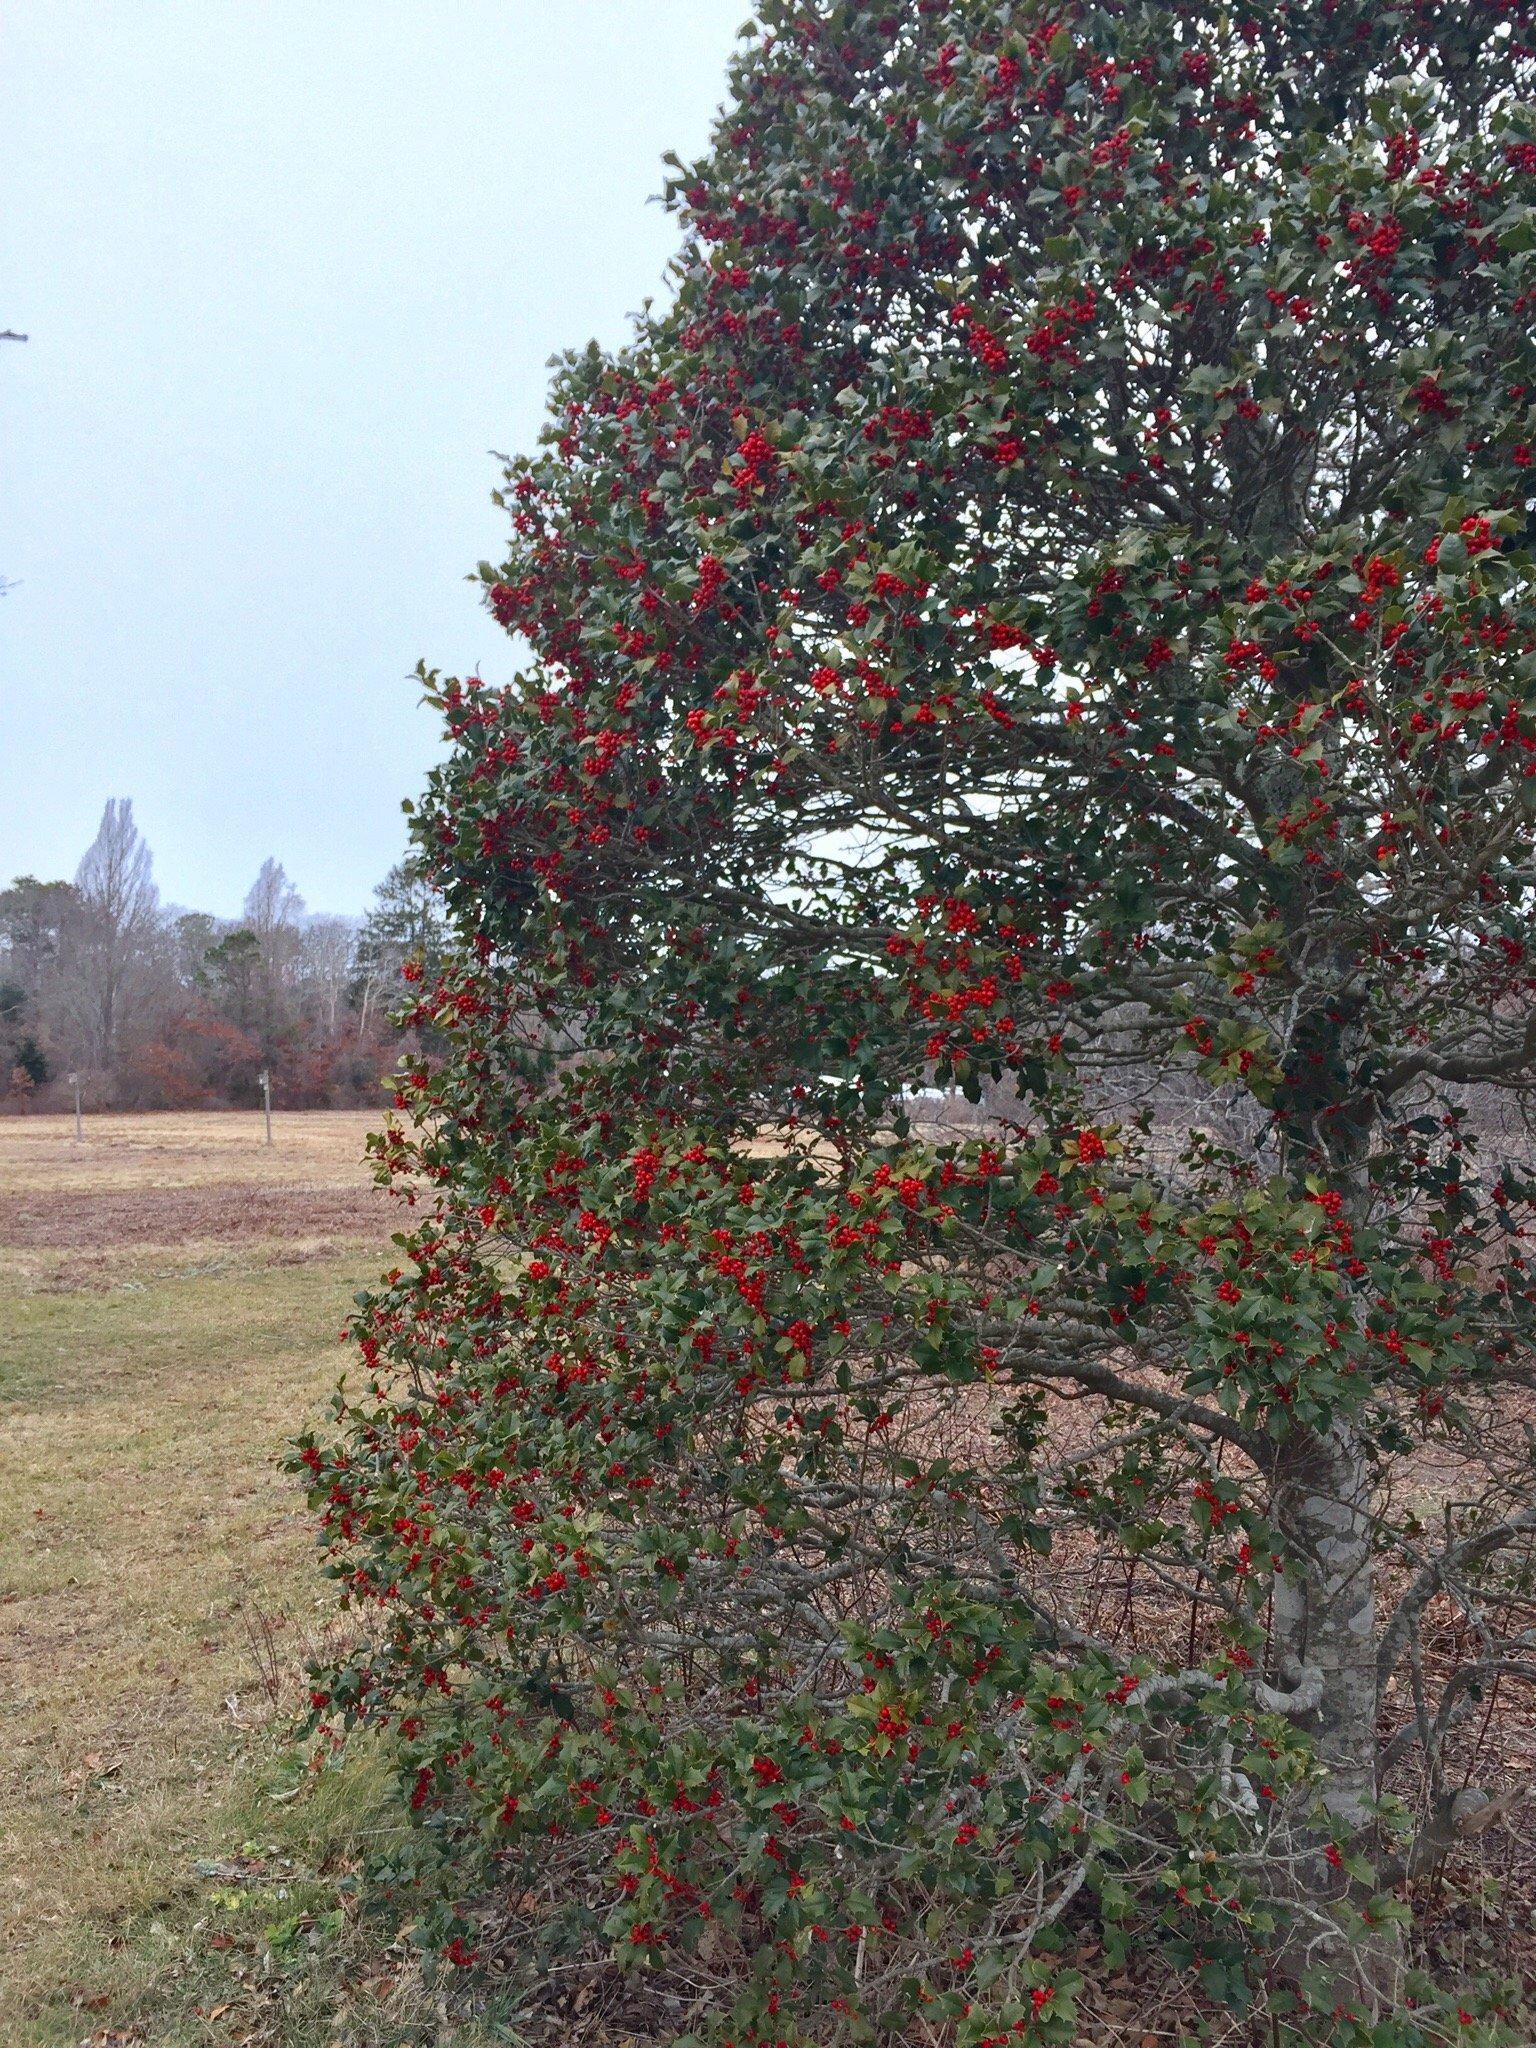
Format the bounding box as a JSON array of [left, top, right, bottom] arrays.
[[0, 799, 444, 1112]]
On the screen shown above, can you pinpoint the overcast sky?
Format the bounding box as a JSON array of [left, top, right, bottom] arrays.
[[1, 1, 744, 917]]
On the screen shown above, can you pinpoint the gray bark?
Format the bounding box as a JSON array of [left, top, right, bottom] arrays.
[[1272, 1424, 1378, 1834]]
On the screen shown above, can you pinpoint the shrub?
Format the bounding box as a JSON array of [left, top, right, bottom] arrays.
[[116, 1003, 264, 1110]]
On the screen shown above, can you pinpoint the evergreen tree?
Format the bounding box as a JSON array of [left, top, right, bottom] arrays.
[[299, 6, 1536, 2038]]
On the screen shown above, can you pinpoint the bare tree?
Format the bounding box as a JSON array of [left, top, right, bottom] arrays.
[[295, 915, 358, 1040], [243, 857, 303, 945], [240, 858, 305, 1055], [64, 800, 160, 1070]]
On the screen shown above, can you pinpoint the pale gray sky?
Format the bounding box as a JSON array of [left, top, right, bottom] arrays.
[[1, 1, 744, 916]]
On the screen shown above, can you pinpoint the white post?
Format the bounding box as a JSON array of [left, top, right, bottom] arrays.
[[260, 1068, 272, 1146], [69, 1072, 82, 1143]]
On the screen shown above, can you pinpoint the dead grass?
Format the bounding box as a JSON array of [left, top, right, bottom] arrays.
[[0, 1110, 381, 1195], [0, 1110, 503, 2048], [0, 1183, 385, 1255]]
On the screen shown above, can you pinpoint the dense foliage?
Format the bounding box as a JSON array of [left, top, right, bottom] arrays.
[[298, 4, 1536, 2040]]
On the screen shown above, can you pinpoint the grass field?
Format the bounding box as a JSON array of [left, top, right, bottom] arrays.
[[0, 1112, 501, 2048]]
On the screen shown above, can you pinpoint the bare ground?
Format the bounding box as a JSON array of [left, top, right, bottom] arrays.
[[0, 1182, 385, 1250]]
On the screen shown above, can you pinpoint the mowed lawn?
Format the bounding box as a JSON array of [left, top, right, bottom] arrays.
[[0, 1112, 495, 2047]]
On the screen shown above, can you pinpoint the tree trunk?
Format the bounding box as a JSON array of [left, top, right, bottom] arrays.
[[1272, 1422, 1400, 2009], [1272, 1423, 1377, 1829], [1259, 922, 1402, 2001]]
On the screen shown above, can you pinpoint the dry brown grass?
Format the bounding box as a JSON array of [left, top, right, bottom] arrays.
[[0, 1110, 504, 2048], [0, 1109, 380, 1194], [0, 1111, 387, 1300]]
